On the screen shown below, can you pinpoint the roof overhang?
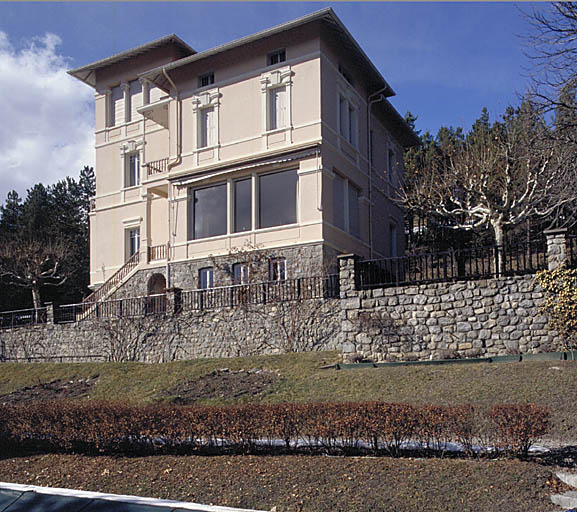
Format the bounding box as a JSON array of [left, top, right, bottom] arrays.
[[68, 34, 195, 88], [140, 8, 395, 98]]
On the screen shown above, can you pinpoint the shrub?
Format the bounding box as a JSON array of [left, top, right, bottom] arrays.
[[490, 404, 551, 458]]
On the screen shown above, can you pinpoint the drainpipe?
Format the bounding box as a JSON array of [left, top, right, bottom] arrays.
[[367, 86, 388, 259], [162, 67, 180, 289]]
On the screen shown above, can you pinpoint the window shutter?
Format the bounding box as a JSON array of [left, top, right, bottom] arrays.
[[269, 89, 278, 130], [111, 85, 123, 126], [278, 87, 287, 129], [129, 80, 142, 121], [208, 107, 217, 146], [339, 97, 348, 138]]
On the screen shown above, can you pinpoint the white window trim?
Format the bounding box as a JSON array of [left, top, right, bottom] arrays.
[[260, 66, 294, 145], [119, 140, 145, 201], [125, 226, 141, 261], [191, 89, 222, 163]]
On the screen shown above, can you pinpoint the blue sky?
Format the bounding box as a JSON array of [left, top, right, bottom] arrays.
[[0, 2, 548, 198]]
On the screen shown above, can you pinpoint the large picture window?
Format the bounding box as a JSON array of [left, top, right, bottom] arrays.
[[234, 178, 252, 233], [259, 169, 297, 229], [189, 183, 227, 240]]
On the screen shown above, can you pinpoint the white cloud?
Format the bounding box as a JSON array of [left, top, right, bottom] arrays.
[[0, 31, 94, 201]]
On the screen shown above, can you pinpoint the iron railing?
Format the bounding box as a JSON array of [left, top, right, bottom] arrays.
[[356, 241, 548, 289], [56, 294, 167, 323], [82, 251, 140, 304], [181, 274, 339, 311], [0, 307, 48, 329]]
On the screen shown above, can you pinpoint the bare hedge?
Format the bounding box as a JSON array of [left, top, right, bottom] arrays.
[[0, 401, 550, 459]]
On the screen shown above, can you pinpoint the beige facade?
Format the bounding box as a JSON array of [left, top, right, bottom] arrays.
[[69, 8, 418, 294]]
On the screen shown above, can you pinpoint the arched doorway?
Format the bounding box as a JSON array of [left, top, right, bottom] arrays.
[[146, 273, 167, 314]]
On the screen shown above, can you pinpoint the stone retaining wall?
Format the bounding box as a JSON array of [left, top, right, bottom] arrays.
[[0, 298, 340, 363], [338, 254, 559, 362]]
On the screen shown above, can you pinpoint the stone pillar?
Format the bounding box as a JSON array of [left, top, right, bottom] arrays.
[[338, 254, 361, 359], [45, 303, 55, 324], [545, 228, 568, 270], [167, 287, 182, 315], [338, 254, 358, 298]]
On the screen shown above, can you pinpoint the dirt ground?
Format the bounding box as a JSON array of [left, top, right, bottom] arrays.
[[0, 376, 98, 404], [0, 454, 563, 512], [162, 368, 279, 404]]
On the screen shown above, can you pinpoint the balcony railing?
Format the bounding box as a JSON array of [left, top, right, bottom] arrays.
[[146, 157, 170, 177], [148, 244, 167, 262]]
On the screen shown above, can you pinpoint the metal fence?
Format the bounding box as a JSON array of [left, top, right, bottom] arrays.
[[44, 275, 339, 324], [356, 241, 548, 289], [181, 274, 340, 311], [55, 294, 167, 323], [0, 307, 48, 329]]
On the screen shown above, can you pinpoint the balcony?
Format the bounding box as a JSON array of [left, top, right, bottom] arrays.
[[148, 244, 167, 262], [146, 157, 170, 178]]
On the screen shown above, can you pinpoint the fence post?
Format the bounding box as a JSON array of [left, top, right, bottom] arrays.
[[167, 288, 182, 315], [337, 254, 359, 297], [45, 303, 55, 324], [544, 228, 569, 271]]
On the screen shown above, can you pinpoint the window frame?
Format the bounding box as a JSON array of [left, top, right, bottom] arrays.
[[198, 71, 215, 89], [188, 182, 228, 241], [126, 227, 140, 260], [199, 267, 214, 289], [124, 152, 141, 188], [258, 168, 298, 229], [267, 48, 286, 66], [233, 263, 250, 285], [269, 257, 287, 282]]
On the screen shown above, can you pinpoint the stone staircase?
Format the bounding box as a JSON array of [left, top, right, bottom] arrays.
[[82, 251, 141, 311]]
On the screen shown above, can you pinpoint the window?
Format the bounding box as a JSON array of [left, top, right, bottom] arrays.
[[268, 86, 287, 131], [269, 258, 286, 282], [127, 80, 142, 122], [333, 172, 360, 238], [259, 169, 297, 229], [267, 48, 286, 66], [189, 183, 227, 240], [199, 107, 217, 148], [233, 263, 250, 285], [199, 267, 214, 289], [125, 152, 140, 188], [109, 85, 123, 127], [234, 178, 252, 233], [127, 228, 140, 259], [348, 183, 360, 238], [333, 174, 346, 230], [338, 94, 358, 148], [198, 72, 215, 88]]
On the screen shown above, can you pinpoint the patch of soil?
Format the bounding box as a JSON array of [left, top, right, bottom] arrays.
[[164, 369, 279, 404], [0, 376, 98, 404], [0, 454, 561, 511]]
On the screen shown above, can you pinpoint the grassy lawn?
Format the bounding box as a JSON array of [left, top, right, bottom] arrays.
[[0, 454, 562, 512], [1, 351, 576, 439]]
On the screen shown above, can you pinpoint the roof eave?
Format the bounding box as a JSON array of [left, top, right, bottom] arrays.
[[68, 34, 196, 89]]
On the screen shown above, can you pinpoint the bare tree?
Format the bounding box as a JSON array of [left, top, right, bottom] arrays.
[[0, 238, 69, 310], [400, 105, 577, 251], [525, 3, 577, 137], [208, 243, 340, 354]]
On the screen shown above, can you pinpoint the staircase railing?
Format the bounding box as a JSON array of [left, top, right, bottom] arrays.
[[83, 251, 140, 304]]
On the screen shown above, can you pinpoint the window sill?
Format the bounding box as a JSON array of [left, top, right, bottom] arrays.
[[262, 126, 291, 136], [187, 222, 300, 243], [194, 144, 220, 153]]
